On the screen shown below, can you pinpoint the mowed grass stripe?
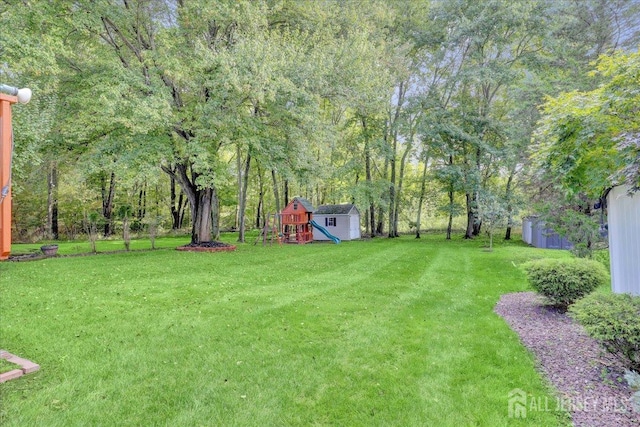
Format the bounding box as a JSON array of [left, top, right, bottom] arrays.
[[1, 242, 418, 425], [0, 236, 569, 426], [412, 243, 565, 426]]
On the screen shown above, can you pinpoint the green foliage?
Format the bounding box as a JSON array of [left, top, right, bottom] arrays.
[[535, 50, 640, 198], [116, 205, 132, 220], [570, 293, 640, 372], [523, 258, 609, 308], [3, 0, 639, 245], [592, 249, 611, 271], [615, 131, 640, 193], [477, 189, 508, 250]]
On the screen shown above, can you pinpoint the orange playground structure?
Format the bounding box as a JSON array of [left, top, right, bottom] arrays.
[[0, 93, 17, 260], [280, 197, 315, 244]]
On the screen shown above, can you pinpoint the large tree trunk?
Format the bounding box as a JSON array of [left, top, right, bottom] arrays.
[[393, 132, 414, 238], [447, 189, 454, 240], [191, 188, 213, 243], [465, 192, 474, 239], [137, 181, 146, 220], [376, 206, 384, 235], [235, 143, 242, 231], [473, 146, 482, 236], [472, 193, 482, 236], [388, 135, 397, 238], [237, 152, 251, 243], [46, 161, 59, 240], [377, 152, 388, 236], [256, 163, 265, 229], [170, 175, 187, 230], [446, 154, 455, 240], [362, 117, 375, 238], [415, 154, 429, 239], [387, 81, 405, 238], [211, 188, 220, 241], [101, 171, 116, 237], [284, 179, 289, 207], [271, 169, 281, 231], [504, 168, 515, 240], [162, 163, 217, 244]]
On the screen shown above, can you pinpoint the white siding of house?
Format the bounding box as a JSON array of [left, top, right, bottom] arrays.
[[607, 185, 640, 296]]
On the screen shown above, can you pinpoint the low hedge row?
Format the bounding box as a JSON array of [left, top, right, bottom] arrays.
[[523, 257, 639, 372]]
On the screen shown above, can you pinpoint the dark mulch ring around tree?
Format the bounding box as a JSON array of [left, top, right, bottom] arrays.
[[176, 241, 237, 253], [495, 292, 640, 427]]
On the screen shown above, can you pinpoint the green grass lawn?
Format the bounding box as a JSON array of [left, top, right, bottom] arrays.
[[7, 234, 197, 256], [0, 357, 18, 374], [0, 234, 571, 426]]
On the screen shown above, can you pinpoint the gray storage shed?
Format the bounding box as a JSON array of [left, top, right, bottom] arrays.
[[522, 217, 533, 245], [313, 204, 361, 241], [522, 216, 573, 250], [606, 185, 640, 296]]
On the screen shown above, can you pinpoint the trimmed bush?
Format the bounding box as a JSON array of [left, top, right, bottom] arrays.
[[522, 258, 608, 308], [569, 292, 640, 372]]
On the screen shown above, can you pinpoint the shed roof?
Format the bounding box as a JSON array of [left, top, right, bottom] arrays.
[[315, 204, 358, 215]]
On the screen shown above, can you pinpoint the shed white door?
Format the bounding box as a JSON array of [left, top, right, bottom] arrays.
[[349, 214, 360, 239]]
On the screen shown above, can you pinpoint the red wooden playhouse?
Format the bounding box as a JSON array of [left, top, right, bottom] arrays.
[[281, 197, 315, 244], [276, 197, 342, 244]]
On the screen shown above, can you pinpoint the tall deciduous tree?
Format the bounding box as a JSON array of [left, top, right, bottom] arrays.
[[535, 50, 640, 197], [5, 0, 639, 244], [9, 0, 388, 244]]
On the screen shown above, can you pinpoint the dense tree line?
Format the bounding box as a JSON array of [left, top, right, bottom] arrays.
[[2, 0, 639, 245]]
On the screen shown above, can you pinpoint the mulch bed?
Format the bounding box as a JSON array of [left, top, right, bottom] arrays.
[[7, 253, 46, 262], [6, 242, 237, 261], [495, 292, 640, 427], [176, 241, 236, 253], [7, 248, 172, 262]]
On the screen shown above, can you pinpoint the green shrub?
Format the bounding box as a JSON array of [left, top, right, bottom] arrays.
[[522, 258, 608, 308], [591, 249, 611, 271], [569, 293, 640, 372]]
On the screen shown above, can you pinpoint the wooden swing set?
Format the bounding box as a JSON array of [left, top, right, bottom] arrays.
[[255, 213, 283, 246], [254, 197, 316, 246]]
